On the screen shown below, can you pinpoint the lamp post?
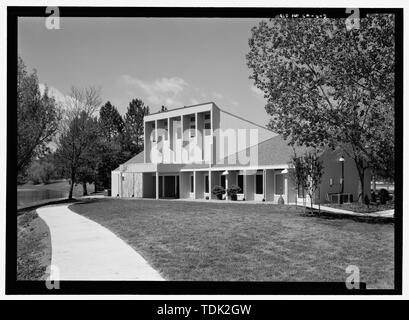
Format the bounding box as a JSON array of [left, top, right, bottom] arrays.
[[339, 156, 345, 204]]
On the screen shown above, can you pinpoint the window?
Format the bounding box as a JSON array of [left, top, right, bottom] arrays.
[[238, 175, 244, 193], [204, 112, 211, 135], [275, 174, 284, 195], [205, 175, 209, 193], [174, 120, 182, 139], [256, 174, 263, 194], [190, 175, 194, 193], [190, 116, 196, 138], [221, 175, 226, 189], [151, 123, 156, 142]]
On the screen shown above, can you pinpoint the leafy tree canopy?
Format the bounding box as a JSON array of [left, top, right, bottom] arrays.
[[17, 56, 61, 175], [247, 14, 395, 188]]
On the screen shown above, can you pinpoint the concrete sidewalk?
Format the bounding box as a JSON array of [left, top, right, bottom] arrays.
[[37, 204, 164, 281], [311, 204, 394, 219]]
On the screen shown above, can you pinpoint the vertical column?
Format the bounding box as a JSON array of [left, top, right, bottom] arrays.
[[193, 171, 197, 200], [155, 119, 158, 144], [263, 169, 266, 201], [118, 172, 122, 197], [195, 112, 199, 162], [208, 170, 212, 199], [167, 117, 171, 163], [285, 175, 288, 204], [155, 171, 159, 200], [144, 121, 146, 163], [225, 172, 229, 200], [272, 169, 276, 202], [243, 171, 247, 200], [181, 115, 185, 163]]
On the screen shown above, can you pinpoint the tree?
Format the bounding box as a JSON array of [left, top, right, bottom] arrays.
[[159, 105, 168, 113], [55, 86, 101, 199], [27, 153, 57, 185], [123, 98, 150, 155], [99, 101, 124, 141], [290, 150, 324, 212], [17, 56, 61, 175], [93, 101, 126, 190], [288, 151, 308, 208], [247, 14, 395, 202]]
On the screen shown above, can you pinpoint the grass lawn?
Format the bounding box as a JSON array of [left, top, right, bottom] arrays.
[[18, 179, 95, 196], [17, 209, 51, 280], [70, 199, 394, 288]]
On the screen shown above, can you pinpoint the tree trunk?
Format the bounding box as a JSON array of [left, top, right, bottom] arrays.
[[82, 182, 88, 196], [68, 178, 74, 199], [358, 170, 365, 204]]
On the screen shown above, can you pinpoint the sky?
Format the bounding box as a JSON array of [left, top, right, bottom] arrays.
[[18, 17, 268, 125]]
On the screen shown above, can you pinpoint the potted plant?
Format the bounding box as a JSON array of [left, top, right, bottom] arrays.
[[212, 185, 225, 200], [227, 185, 241, 201]]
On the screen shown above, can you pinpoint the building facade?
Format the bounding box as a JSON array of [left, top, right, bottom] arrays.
[[112, 102, 370, 204]]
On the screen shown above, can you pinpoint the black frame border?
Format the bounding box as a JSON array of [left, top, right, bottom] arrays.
[[6, 6, 403, 295]]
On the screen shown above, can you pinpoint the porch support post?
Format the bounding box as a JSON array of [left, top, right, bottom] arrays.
[[225, 171, 229, 200], [243, 171, 247, 200], [193, 171, 197, 200], [155, 171, 159, 200], [208, 169, 212, 199], [263, 169, 266, 201]]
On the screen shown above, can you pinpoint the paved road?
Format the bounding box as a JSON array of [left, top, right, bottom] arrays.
[[37, 204, 164, 281]]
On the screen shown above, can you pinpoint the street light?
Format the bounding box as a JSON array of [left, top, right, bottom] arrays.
[[338, 156, 345, 203]]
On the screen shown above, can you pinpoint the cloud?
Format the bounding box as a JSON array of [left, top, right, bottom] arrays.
[[120, 75, 188, 108], [119, 74, 241, 112], [250, 84, 264, 98]]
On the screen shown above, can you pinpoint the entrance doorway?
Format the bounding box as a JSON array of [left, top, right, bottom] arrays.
[[158, 175, 180, 199]]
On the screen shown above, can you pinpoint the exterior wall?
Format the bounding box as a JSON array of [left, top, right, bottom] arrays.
[[145, 103, 215, 165], [195, 171, 205, 199], [210, 171, 220, 199], [226, 171, 238, 200], [265, 170, 275, 201], [180, 172, 191, 199], [111, 171, 120, 197], [318, 150, 371, 203], [245, 174, 255, 201], [287, 175, 296, 204], [142, 173, 155, 198]]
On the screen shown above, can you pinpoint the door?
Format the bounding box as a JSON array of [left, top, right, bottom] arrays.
[[164, 176, 176, 198]]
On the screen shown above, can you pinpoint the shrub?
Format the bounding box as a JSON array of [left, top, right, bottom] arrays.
[[227, 185, 241, 200], [379, 189, 391, 205], [277, 195, 285, 205], [27, 158, 56, 184], [212, 185, 225, 200]]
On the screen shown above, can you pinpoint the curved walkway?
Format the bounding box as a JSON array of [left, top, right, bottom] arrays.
[[37, 204, 164, 281]]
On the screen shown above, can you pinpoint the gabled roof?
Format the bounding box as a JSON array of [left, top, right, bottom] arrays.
[[123, 151, 144, 165], [113, 150, 144, 171], [213, 135, 310, 167]]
